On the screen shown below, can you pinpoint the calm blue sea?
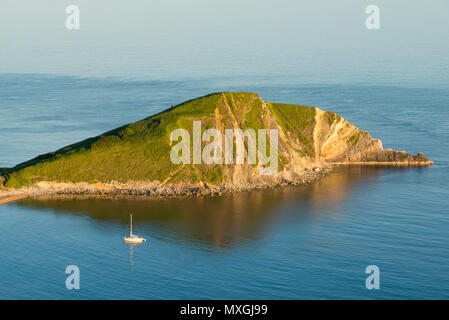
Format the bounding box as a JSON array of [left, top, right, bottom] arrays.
[[0, 74, 448, 299]]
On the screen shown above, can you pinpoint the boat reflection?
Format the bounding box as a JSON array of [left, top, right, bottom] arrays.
[[127, 243, 146, 267]]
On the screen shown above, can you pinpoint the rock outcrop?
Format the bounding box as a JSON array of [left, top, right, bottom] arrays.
[[312, 109, 432, 166]]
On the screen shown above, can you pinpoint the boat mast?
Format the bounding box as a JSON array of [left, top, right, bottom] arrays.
[[130, 214, 133, 236]]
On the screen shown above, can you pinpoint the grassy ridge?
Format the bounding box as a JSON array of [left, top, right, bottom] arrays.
[[267, 102, 317, 157]]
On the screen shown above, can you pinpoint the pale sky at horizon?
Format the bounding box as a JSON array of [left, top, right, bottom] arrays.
[[0, 0, 448, 85]]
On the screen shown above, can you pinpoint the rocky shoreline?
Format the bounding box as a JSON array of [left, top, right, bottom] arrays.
[[331, 160, 434, 166], [0, 154, 434, 204], [0, 167, 331, 202], [333, 150, 434, 166]]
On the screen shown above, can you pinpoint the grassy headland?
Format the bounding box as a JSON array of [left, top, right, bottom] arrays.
[[0, 92, 432, 192]]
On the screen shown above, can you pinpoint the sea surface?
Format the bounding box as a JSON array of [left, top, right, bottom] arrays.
[[0, 74, 448, 299]]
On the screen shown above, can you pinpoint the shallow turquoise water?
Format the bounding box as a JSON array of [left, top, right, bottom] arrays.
[[0, 75, 448, 299]]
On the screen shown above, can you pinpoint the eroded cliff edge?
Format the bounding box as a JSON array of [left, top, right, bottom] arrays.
[[0, 92, 432, 198]]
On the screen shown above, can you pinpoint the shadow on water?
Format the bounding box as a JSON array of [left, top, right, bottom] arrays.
[[13, 166, 415, 250]]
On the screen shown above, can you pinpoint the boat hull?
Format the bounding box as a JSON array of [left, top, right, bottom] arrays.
[[123, 237, 146, 244]]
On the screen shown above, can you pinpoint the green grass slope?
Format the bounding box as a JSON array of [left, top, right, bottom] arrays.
[[1, 92, 322, 188]]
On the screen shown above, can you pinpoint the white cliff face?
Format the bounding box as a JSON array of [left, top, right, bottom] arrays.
[[200, 95, 432, 186], [317, 112, 384, 163]]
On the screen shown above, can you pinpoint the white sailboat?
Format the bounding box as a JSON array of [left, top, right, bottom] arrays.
[[124, 214, 146, 244]]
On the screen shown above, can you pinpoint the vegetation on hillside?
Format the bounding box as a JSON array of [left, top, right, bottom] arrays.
[[1, 92, 332, 188]]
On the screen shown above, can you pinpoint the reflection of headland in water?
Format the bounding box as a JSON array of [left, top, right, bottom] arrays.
[[13, 166, 417, 250]]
